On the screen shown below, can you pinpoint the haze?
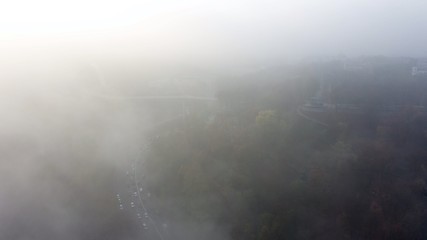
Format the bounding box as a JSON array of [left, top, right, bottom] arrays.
[[2, 0, 427, 240], [2, 0, 427, 61]]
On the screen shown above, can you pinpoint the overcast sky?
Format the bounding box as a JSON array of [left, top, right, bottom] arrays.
[[1, 0, 427, 61]]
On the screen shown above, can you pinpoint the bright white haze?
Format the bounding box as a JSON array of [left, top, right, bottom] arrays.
[[1, 1, 427, 240], [1, 0, 427, 62]]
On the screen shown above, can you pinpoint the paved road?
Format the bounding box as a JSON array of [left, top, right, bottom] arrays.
[[83, 89, 217, 102], [297, 106, 329, 127], [84, 76, 216, 239], [111, 108, 212, 240]]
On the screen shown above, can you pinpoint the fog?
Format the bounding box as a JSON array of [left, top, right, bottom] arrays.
[[3, 0, 427, 61], [2, 1, 427, 240]]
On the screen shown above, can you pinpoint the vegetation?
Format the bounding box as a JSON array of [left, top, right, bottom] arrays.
[[143, 68, 427, 239]]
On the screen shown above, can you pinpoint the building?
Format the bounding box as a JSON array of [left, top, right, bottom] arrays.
[[412, 60, 427, 76]]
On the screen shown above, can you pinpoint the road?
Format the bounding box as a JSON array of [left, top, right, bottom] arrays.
[[84, 70, 217, 239], [108, 101, 215, 240], [83, 89, 217, 102], [297, 106, 329, 127]]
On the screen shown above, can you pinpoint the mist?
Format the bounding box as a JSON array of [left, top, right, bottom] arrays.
[[4, 0, 427, 62], [1, 0, 427, 240]]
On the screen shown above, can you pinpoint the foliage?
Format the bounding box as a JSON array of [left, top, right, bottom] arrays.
[[143, 72, 427, 239]]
